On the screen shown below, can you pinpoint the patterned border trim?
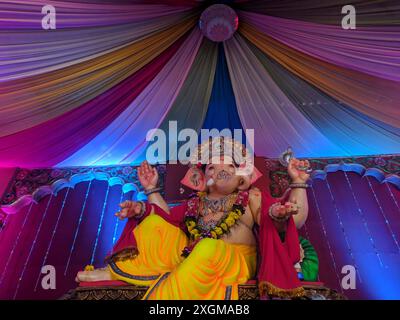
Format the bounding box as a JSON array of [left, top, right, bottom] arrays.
[[109, 261, 160, 282], [266, 154, 400, 197], [144, 272, 171, 300], [109, 262, 234, 300], [224, 285, 232, 300], [0, 164, 166, 214], [1, 155, 399, 212]]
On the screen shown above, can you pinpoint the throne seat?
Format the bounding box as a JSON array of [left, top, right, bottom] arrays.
[[61, 280, 347, 300]]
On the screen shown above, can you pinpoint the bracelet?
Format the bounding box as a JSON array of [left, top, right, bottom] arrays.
[[289, 183, 309, 189], [268, 203, 289, 222], [144, 187, 162, 196], [135, 201, 146, 219]]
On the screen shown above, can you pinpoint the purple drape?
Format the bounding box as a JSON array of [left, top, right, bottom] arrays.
[[240, 11, 400, 82], [0, 35, 186, 168], [0, 1, 194, 29]]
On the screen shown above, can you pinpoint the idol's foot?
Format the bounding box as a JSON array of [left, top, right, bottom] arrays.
[[75, 267, 112, 283]]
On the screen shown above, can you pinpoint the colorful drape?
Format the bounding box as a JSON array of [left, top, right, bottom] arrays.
[[0, 0, 399, 168], [59, 28, 203, 166], [240, 23, 400, 128], [236, 0, 400, 26], [239, 11, 400, 82], [0, 33, 188, 167], [246, 40, 400, 156], [224, 34, 344, 157]]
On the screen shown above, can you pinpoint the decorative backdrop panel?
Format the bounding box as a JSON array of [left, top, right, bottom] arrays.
[[0, 157, 399, 299]]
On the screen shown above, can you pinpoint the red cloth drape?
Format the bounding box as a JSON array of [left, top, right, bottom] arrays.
[[257, 191, 304, 297]]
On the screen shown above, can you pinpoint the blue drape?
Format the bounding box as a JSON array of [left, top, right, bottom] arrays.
[[202, 43, 244, 135]]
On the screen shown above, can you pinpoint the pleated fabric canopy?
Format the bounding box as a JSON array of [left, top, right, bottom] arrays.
[[0, 0, 399, 167]]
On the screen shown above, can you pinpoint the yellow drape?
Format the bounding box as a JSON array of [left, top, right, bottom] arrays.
[[109, 214, 257, 300], [109, 213, 188, 287]]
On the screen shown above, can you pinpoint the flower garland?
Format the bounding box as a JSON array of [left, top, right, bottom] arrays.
[[181, 191, 249, 257]]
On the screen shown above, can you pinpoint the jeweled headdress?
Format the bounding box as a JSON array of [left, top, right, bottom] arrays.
[[181, 137, 262, 191]]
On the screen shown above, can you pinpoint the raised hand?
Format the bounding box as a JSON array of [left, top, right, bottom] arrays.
[[115, 200, 143, 220], [138, 160, 159, 190], [288, 158, 310, 183], [271, 200, 300, 220]]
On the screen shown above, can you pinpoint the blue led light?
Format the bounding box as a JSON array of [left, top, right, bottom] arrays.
[[386, 183, 400, 213], [34, 189, 70, 292], [310, 186, 342, 289], [112, 190, 125, 245], [64, 180, 92, 275], [90, 184, 110, 265], [343, 172, 384, 268], [0, 202, 34, 287], [14, 195, 53, 299], [325, 177, 363, 284], [366, 177, 400, 252]]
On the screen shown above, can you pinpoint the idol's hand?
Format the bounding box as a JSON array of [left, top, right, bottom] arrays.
[[288, 158, 310, 183], [138, 160, 159, 190], [271, 201, 300, 220], [115, 200, 142, 220]]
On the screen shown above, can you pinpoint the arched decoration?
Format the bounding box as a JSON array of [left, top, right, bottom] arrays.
[[0, 165, 166, 215], [266, 155, 400, 197], [1, 155, 399, 214]]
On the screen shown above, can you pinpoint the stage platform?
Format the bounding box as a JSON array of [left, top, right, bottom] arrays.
[[61, 281, 347, 300]]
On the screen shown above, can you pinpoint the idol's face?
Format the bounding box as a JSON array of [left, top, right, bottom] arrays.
[[204, 158, 245, 195]]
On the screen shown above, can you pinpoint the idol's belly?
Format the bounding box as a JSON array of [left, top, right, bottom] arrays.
[[221, 223, 257, 246]]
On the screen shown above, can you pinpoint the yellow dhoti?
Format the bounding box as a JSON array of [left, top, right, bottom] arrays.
[[108, 213, 257, 300]]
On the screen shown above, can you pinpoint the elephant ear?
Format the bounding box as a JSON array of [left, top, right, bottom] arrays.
[[180, 167, 206, 191], [249, 166, 263, 184], [238, 164, 263, 191]]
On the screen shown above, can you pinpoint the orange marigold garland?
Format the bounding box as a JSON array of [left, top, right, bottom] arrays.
[[182, 191, 249, 257]]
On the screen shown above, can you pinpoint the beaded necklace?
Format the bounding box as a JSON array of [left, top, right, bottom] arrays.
[[182, 190, 249, 257]]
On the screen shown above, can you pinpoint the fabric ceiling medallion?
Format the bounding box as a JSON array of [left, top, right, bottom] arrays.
[[199, 4, 239, 42]]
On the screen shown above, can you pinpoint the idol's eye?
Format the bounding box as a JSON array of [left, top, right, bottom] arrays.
[[207, 165, 214, 173]]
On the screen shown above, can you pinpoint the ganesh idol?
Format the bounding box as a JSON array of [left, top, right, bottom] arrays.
[[76, 138, 318, 299]]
